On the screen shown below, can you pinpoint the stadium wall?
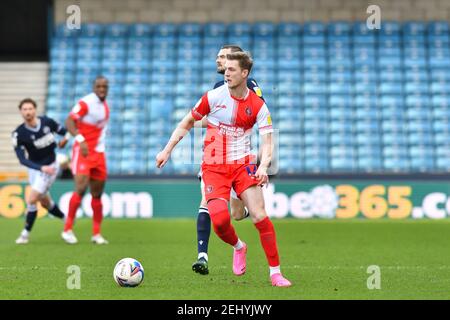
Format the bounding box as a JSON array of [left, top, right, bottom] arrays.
[[54, 0, 450, 23], [0, 0, 51, 61], [1, 180, 449, 219]]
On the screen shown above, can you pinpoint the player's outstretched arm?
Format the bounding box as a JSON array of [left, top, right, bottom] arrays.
[[255, 133, 273, 186], [156, 112, 196, 168]]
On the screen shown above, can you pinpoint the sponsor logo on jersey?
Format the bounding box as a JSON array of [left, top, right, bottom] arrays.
[[218, 123, 245, 138], [267, 115, 272, 125], [33, 133, 55, 149], [254, 87, 263, 97]]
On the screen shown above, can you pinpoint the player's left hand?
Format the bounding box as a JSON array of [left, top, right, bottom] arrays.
[[156, 150, 170, 168], [255, 165, 269, 186], [58, 138, 68, 149]]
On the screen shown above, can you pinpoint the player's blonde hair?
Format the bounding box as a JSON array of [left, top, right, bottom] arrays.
[[226, 51, 253, 74]]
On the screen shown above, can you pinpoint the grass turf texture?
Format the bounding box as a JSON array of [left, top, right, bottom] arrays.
[[1, 218, 450, 299]]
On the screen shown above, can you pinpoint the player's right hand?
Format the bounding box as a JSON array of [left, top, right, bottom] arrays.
[[58, 138, 68, 149], [80, 141, 89, 157], [156, 150, 170, 168], [41, 165, 56, 175]]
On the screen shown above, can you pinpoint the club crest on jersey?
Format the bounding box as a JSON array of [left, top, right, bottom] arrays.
[[43, 126, 50, 134], [206, 185, 214, 194], [245, 107, 252, 116]]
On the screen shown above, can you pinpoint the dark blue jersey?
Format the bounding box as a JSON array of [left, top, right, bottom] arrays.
[[12, 116, 67, 170], [214, 78, 265, 101]]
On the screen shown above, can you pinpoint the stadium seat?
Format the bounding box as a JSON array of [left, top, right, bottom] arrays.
[[46, 21, 450, 175]]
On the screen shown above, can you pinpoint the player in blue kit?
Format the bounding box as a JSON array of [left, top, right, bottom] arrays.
[[12, 98, 69, 244], [192, 45, 265, 275]]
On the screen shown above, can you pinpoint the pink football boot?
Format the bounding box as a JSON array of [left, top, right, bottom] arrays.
[[232, 242, 247, 276], [271, 273, 292, 287]]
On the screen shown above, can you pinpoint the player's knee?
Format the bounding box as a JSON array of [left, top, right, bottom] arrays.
[[91, 191, 102, 199], [200, 198, 208, 208], [231, 208, 245, 221], [207, 199, 230, 232], [39, 198, 50, 209], [26, 193, 39, 204], [250, 209, 267, 224], [75, 186, 87, 196]]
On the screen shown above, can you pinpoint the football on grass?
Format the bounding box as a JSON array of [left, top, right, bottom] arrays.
[[113, 258, 144, 287]]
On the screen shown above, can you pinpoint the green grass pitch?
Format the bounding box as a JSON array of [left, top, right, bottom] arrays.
[[1, 218, 450, 299]]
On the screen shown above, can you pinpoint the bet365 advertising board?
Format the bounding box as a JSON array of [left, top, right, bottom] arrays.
[[0, 180, 449, 219]]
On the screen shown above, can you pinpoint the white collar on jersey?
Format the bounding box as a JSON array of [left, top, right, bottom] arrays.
[[24, 117, 41, 132]]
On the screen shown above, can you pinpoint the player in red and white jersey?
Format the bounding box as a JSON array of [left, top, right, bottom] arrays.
[[157, 52, 291, 287], [62, 76, 110, 245]]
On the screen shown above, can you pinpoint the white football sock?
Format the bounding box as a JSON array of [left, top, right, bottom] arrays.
[[233, 239, 244, 250], [270, 266, 281, 277], [198, 252, 208, 261]]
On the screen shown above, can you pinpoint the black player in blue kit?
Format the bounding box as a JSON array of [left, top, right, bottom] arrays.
[[192, 45, 265, 275], [12, 98, 69, 244]]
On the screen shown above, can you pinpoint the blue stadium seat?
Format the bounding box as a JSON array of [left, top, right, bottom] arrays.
[[405, 95, 431, 107], [254, 22, 275, 37], [129, 24, 152, 37], [427, 21, 450, 36], [80, 23, 103, 37], [380, 21, 401, 35], [228, 23, 252, 36], [204, 23, 226, 37], [46, 21, 449, 175], [277, 23, 301, 36]]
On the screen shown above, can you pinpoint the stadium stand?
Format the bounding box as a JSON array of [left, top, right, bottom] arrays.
[[0, 63, 48, 176], [46, 20, 450, 175]]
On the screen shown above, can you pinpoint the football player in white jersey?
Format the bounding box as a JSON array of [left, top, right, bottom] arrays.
[[62, 76, 110, 245], [192, 45, 266, 275], [157, 52, 291, 287]]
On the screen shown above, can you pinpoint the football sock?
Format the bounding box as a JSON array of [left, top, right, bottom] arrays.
[[198, 252, 208, 261], [254, 216, 280, 267], [208, 199, 238, 246], [48, 201, 65, 219], [197, 206, 211, 256], [24, 204, 38, 232], [92, 197, 103, 235], [233, 239, 244, 250], [21, 229, 30, 237], [64, 192, 82, 232], [269, 266, 281, 277]]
